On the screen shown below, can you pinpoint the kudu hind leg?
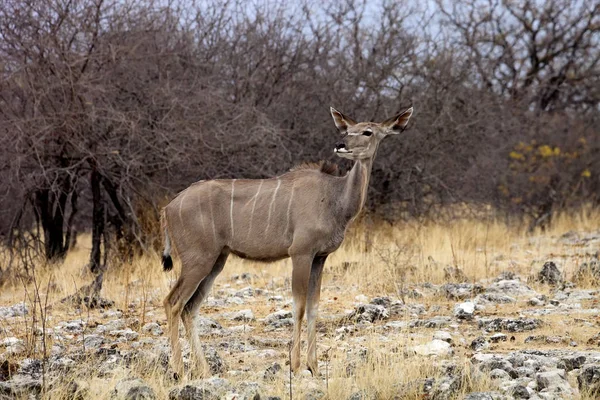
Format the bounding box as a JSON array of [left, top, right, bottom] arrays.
[[181, 251, 229, 377], [306, 255, 327, 376], [164, 253, 220, 378], [290, 254, 313, 372]]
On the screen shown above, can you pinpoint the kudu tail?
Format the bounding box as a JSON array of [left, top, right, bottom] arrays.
[[161, 209, 173, 272]]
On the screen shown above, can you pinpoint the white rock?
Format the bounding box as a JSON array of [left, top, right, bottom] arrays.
[[411, 339, 453, 356], [454, 301, 475, 319], [109, 329, 139, 341], [433, 331, 453, 343], [0, 302, 28, 318], [141, 322, 163, 336], [265, 310, 292, 324]]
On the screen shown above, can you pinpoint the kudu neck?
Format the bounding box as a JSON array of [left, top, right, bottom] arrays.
[[342, 153, 376, 220]]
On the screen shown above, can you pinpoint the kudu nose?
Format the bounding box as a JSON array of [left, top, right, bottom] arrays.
[[335, 142, 346, 150]]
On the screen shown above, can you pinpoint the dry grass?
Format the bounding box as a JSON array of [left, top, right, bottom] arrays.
[[1, 207, 599, 399]]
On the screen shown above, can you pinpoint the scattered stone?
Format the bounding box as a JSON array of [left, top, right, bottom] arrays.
[[226, 297, 244, 305], [537, 261, 562, 285], [196, 318, 223, 335], [112, 377, 156, 400], [490, 368, 510, 380], [410, 316, 452, 329], [515, 367, 535, 378], [578, 365, 600, 396], [264, 310, 293, 328], [495, 271, 517, 281], [553, 288, 597, 304], [471, 337, 489, 352], [109, 329, 139, 341], [440, 283, 484, 300], [263, 362, 281, 380], [528, 296, 546, 306], [49, 357, 76, 373], [490, 333, 507, 343], [388, 301, 426, 317], [0, 337, 26, 356], [477, 357, 514, 374], [0, 302, 28, 318], [478, 318, 543, 333], [81, 334, 105, 349], [234, 287, 255, 298], [423, 374, 462, 400], [0, 376, 41, 398], [463, 392, 504, 400], [347, 304, 389, 323], [141, 322, 163, 336], [433, 331, 453, 343], [474, 293, 516, 304], [557, 355, 586, 372], [223, 309, 255, 322], [454, 301, 475, 320], [196, 346, 226, 375], [17, 358, 42, 379], [524, 335, 569, 345], [370, 297, 391, 307], [485, 279, 537, 298], [410, 339, 453, 357], [510, 385, 531, 399], [536, 369, 574, 396], [168, 383, 218, 400], [61, 320, 85, 333]]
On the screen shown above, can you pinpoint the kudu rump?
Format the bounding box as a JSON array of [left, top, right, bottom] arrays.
[[161, 107, 413, 377]]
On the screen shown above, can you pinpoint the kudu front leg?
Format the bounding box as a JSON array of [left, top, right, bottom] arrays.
[[291, 254, 312, 373], [306, 255, 327, 376]]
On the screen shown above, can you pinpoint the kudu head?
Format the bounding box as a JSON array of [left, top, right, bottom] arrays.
[[330, 107, 413, 160]]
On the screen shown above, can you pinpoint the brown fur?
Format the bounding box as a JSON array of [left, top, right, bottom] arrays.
[[161, 107, 413, 378], [289, 160, 339, 176]]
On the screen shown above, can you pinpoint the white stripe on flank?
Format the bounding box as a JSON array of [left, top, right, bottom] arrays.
[[265, 178, 281, 233], [230, 180, 236, 239], [246, 180, 264, 241], [285, 183, 295, 235], [179, 190, 187, 226], [197, 191, 205, 235]]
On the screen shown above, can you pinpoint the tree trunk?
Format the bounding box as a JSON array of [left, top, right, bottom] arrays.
[[89, 167, 105, 274], [33, 189, 66, 261]]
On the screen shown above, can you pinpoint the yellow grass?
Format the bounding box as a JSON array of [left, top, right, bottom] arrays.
[[1, 206, 599, 399]]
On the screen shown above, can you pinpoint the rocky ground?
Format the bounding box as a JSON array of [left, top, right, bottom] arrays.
[[1, 230, 600, 399]]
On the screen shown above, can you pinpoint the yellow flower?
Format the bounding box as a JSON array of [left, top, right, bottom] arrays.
[[582, 169, 591, 178], [538, 145, 554, 158], [509, 151, 524, 160]]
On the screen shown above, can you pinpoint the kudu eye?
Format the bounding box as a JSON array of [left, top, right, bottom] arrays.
[[362, 130, 372, 136]]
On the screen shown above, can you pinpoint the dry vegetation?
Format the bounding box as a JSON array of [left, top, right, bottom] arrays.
[[1, 208, 599, 399]]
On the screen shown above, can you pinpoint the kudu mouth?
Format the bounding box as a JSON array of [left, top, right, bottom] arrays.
[[334, 142, 352, 154], [334, 148, 352, 154]]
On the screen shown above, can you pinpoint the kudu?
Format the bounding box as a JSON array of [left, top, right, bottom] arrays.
[[161, 106, 413, 377]]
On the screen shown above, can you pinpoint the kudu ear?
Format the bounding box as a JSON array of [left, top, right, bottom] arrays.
[[330, 107, 356, 133], [382, 107, 413, 134]]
